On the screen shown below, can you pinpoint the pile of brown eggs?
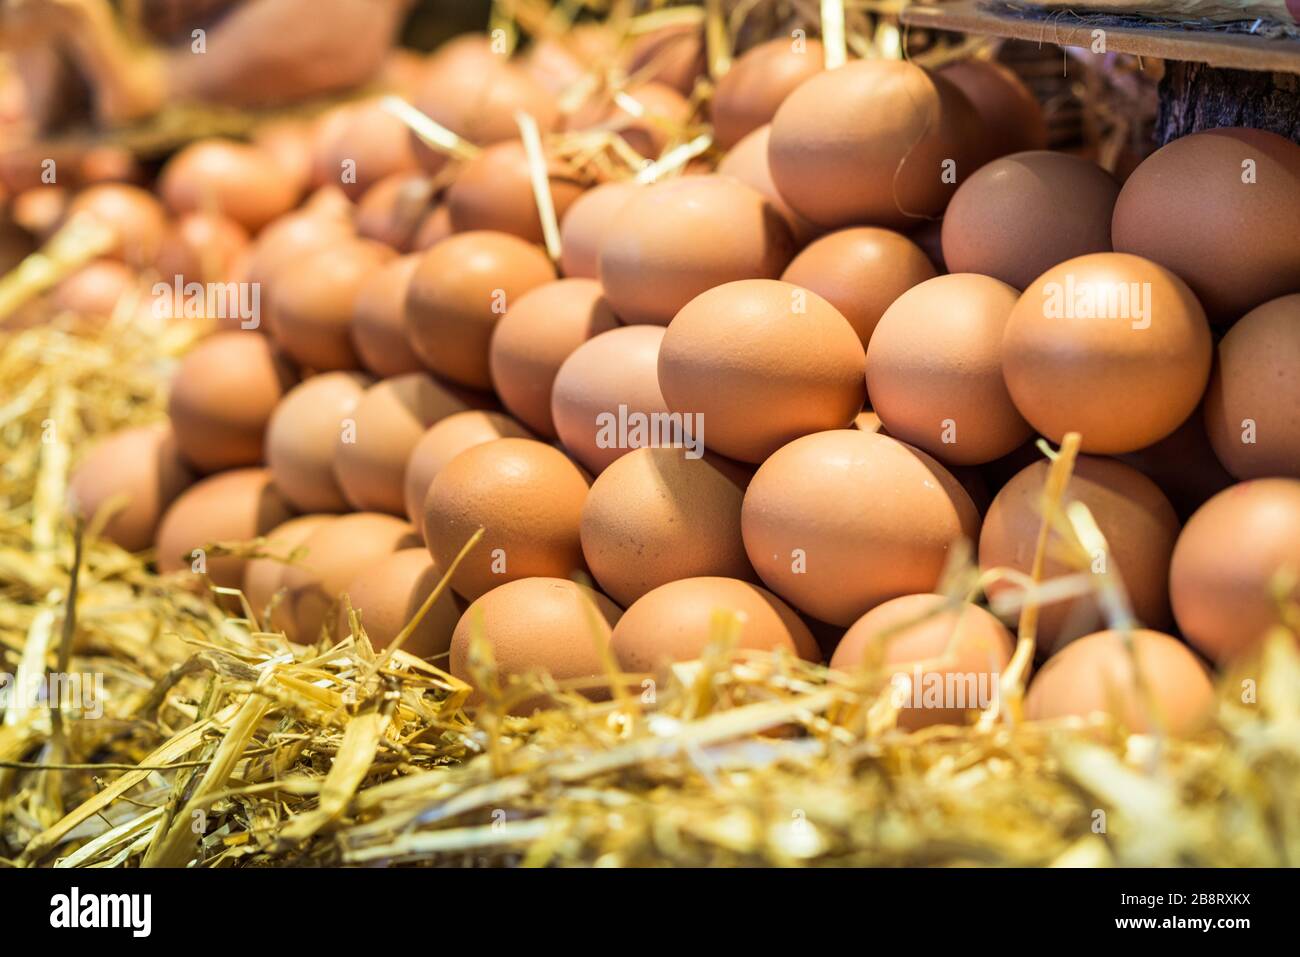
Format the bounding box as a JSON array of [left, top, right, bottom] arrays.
[[49, 26, 1300, 731]]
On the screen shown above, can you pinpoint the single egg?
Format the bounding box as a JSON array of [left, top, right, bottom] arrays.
[[1112, 127, 1300, 321], [243, 513, 334, 624], [51, 259, 137, 320], [570, 82, 691, 160], [767, 60, 983, 229], [598, 175, 794, 326], [251, 119, 315, 195], [403, 410, 534, 529], [1025, 629, 1214, 735], [1002, 253, 1212, 454], [354, 172, 437, 251], [716, 125, 822, 247], [243, 209, 355, 333], [405, 230, 557, 390], [711, 38, 825, 150], [79, 145, 142, 185], [557, 180, 640, 279], [65, 183, 167, 266], [154, 211, 250, 287], [624, 22, 706, 95], [489, 278, 620, 437], [333, 373, 470, 515], [280, 512, 421, 641], [312, 100, 419, 201], [267, 371, 373, 512], [167, 331, 296, 474], [743, 430, 979, 626], [1203, 294, 1300, 480], [158, 139, 300, 232], [272, 239, 395, 370], [610, 576, 818, 674], [449, 577, 622, 713], [68, 424, 196, 553], [446, 141, 586, 244], [1170, 478, 1300, 664], [154, 467, 295, 588], [658, 279, 865, 463], [1117, 413, 1235, 521], [781, 226, 937, 349], [829, 593, 1014, 729], [350, 254, 425, 377], [338, 548, 463, 657], [423, 438, 589, 601], [941, 151, 1119, 291], [551, 324, 672, 474], [11, 185, 68, 239], [937, 59, 1047, 157], [581, 447, 755, 606], [866, 273, 1031, 465], [979, 455, 1181, 652]]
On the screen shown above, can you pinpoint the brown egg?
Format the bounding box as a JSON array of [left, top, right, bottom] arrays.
[[168, 331, 296, 473], [1117, 414, 1235, 521], [1170, 478, 1300, 664], [333, 373, 470, 515], [267, 371, 373, 512], [354, 172, 437, 251], [154, 211, 250, 286], [1204, 294, 1300, 480], [52, 259, 137, 320], [446, 141, 586, 243], [768, 60, 983, 229], [572, 82, 692, 160], [557, 180, 640, 279], [941, 152, 1119, 291], [279, 513, 421, 641], [829, 593, 1014, 729], [716, 125, 822, 248], [11, 185, 68, 239], [489, 278, 620, 437], [313, 101, 419, 201], [711, 38, 824, 150], [158, 139, 300, 233], [154, 467, 294, 588], [423, 438, 589, 602], [781, 226, 937, 349], [449, 577, 622, 713], [403, 411, 534, 528], [598, 175, 795, 326], [243, 209, 355, 332], [611, 577, 819, 674], [581, 447, 755, 606], [658, 279, 865, 463], [742, 430, 980, 626], [624, 23, 706, 96], [338, 548, 462, 657], [866, 274, 1031, 465], [404, 231, 557, 389], [979, 456, 1180, 652], [1025, 629, 1214, 735], [273, 239, 395, 370], [243, 513, 334, 623], [350, 254, 425, 377], [68, 425, 196, 553], [551, 324, 671, 474], [65, 184, 167, 266], [1112, 127, 1300, 321], [409, 206, 451, 252], [1002, 253, 1212, 454], [937, 60, 1047, 158], [251, 119, 315, 195]]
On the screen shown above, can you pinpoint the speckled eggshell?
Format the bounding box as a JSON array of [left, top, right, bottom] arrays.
[[580, 447, 755, 606], [782, 226, 937, 349], [155, 467, 295, 588], [350, 255, 427, 378], [829, 593, 1014, 729], [1203, 294, 1300, 480], [978, 455, 1181, 652], [657, 279, 866, 463], [1002, 253, 1212, 454], [403, 411, 534, 529], [68, 424, 196, 553], [937, 60, 1047, 157], [741, 430, 980, 626], [610, 577, 819, 674], [716, 125, 822, 248], [866, 273, 1031, 465], [167, 331, 297, 473], [243, 514, 334, 624], [66, 184, 167, 266], [1112, 127, 1300, 322], [405, 231, 557, 390], [711, 38, 825, 150], [1025, 629, 1214, 735], [333, 373, 470, 515], [338, 548, 463, 657], [558, 181, 641, 279], [941, 151, 1119, 291], [158, 139, 300, 232], [598, 175, 795, 326], [489, 278, 620, 437], [423, 438, 590, 601], [446, 141, 586, 244], [1170, 478, 1300, 664], [267, 371, 373, 512]]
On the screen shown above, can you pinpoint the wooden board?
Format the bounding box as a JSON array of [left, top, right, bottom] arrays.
[[902, 1, 1300, 73]]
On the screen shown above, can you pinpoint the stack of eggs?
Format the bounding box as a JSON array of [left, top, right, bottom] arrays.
[[63, 28, 1300, 732]]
